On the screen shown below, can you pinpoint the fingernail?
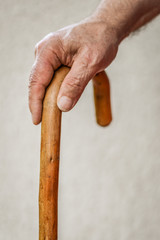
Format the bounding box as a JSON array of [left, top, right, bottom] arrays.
[[32, 115, 38, 125], [57, 96, 73, 111]]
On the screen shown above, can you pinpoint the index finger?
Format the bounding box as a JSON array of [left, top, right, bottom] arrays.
[[29, 44, 61, 125]]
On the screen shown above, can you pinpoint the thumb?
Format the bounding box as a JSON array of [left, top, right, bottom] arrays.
[[57, 58, 96, 111]]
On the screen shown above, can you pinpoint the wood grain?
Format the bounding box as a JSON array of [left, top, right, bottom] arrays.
[[39, 67, 112, 240], [39, 67, 70, 240]]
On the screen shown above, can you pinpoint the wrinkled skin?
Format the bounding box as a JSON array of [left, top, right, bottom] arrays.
[[29, 17, 119, 124]]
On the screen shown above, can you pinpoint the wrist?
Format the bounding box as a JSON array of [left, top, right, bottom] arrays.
[[91, 0, 160, 43], [90, 5, 131, 44], [87, 13, 121, 46]]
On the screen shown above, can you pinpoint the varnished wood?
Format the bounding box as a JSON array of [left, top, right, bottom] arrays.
[[92, 71, 112, 126], [39, 67, 112, 240], [39, 67, 70, 240]]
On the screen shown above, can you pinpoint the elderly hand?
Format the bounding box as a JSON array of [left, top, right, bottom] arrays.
[[29, 0, 160, 125], [28, 17, 119, 124]]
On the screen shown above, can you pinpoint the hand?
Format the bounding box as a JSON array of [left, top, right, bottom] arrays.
[[28, 17, 119, 125]]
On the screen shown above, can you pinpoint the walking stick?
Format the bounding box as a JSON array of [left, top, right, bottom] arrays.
[[39, 66, 112, 240]]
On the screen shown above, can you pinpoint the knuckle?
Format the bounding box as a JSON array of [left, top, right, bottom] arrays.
[[44, 32, 55, 40], [34, 42, 43, 56], [34, 33, 54, 55], [28, 67, 38, 90], [28, 73, 36, 89], [35, 42, 40, 50], [83, 51, 103, 74], [43, 32, 60, 45], [66, 77, 83, 92], [28, 75, 42, 103], [80, 46, 95, 67], [86, 47, 100, 65]]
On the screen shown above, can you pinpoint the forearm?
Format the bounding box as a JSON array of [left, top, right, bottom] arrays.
[[131, 7, 160, 32], [92, 0, 160, 42]]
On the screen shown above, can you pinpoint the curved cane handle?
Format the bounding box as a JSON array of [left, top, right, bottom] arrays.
[[39, 66, 112, 240]]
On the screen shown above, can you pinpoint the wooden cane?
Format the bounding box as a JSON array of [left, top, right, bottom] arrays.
[[39, 66, 112, 240]]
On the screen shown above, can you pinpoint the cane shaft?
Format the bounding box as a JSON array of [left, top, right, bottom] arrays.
[[39, 67, 70, 240]]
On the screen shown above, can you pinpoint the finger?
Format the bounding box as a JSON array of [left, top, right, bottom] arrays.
[[29, 46, 61, 125], [34, 33, 54, 57], [57, 57, 96, 112]]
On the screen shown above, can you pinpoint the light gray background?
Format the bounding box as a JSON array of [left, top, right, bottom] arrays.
[[0, 0, 160, 239]]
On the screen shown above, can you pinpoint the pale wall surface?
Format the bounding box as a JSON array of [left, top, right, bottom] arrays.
[[0, 0, 160, 239]]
